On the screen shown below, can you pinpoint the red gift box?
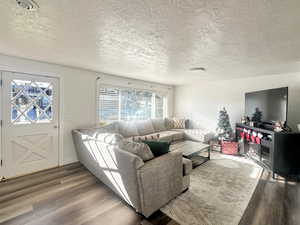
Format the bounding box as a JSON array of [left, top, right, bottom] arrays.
[[221, 141, 239, 155]]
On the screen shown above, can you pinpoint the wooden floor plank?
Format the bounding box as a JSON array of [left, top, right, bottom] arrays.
[[0, 164, 176, 225], [2, 183, 102, 225], [0, 163, 83, 196], [0, 172, 97, 222], [1, 162, 299, 225], [239, 170, 300, 225], [24, 186, 121, 225], [0, 162, 81, 187], [81, 202, 142, 225]]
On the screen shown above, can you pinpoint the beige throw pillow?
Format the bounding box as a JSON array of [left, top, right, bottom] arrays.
[[119, 140, 154, 161], [173, 118, 186, 129]]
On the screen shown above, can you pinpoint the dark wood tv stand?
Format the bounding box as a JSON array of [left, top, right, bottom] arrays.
[[236, 123, 300, 178]]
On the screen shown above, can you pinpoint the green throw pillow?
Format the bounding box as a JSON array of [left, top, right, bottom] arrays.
[[142, 141, 170, 157]]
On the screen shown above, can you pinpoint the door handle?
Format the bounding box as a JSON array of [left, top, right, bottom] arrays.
[[54, 125, 59, 129]]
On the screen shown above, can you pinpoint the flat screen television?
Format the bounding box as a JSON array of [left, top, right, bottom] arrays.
[[245, 87, 288, 124]]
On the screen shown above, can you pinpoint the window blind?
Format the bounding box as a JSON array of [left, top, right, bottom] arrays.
[[155, 94, 164, 118], [99, 87, 120, 121], [98, 85, 166, 121]]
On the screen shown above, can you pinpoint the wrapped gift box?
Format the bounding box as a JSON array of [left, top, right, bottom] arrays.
[[221, 141, 239, 155]]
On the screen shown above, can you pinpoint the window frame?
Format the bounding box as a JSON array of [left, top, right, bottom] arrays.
[[97, 84, 167, 122]]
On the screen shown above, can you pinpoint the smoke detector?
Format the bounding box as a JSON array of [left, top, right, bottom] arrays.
[[16, 0, 39, 11]]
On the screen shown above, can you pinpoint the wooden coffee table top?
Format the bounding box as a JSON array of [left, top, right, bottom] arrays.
[[170, 140, 210, 157]]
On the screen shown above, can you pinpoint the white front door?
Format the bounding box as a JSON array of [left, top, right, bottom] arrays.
[[1, 72, 59, 178]]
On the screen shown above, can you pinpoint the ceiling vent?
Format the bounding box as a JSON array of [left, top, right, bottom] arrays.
[[189, 67, 206, 72], [16, 0, 39, 11]]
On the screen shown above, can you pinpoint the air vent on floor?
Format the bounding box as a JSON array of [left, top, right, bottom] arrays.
[[16, 0, 39, 11]]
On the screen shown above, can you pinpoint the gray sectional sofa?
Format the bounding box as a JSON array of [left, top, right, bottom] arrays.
[[72, 119, 213, 217]]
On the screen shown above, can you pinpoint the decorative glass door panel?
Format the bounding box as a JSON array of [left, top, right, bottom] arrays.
[[11, 80, 54, 124]]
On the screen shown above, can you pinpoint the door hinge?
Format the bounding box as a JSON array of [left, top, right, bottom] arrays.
[[0, 79, 2, 87], [0, 159, 2, 167], [0, 120, 2, 127]]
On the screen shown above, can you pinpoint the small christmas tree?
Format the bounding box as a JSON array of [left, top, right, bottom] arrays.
[[216, 107, 233, 140], [251, 107, 263, 122]]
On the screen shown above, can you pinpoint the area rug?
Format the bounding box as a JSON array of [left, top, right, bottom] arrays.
[[161, 153, 263, 225]]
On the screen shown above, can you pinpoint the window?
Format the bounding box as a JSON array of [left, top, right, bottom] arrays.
[[155, 94, 164, 118], [98, 86, 166, 121], [11, 79, 53, 124], [99, 87, 119, 121]]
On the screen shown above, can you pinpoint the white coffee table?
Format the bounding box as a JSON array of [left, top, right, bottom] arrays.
[[170, 140, 210, 167]]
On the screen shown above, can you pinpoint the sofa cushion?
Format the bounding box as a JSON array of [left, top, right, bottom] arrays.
[[94, 133, 124, 145], [135, 120, 155, 136], [172, 131, 185, 141], [156, 131, 173, 143], [77, 122, 120, 137], [142, 141, 170, 157], [182, 158, 193, 176], [151, 119, 167, 132], [119, 140, 154, 161], [95, 121, 120, 133], [158, 130, 185, 142], [132, 133, 160, 142], [183, 129, 215, 143], [118, 121, 139, 137]]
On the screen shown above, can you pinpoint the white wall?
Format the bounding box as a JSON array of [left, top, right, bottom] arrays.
[[174, 73, 300, 132], [0, 54, 173, 165]]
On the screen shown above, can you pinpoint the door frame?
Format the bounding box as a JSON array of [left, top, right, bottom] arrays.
[[0, 72, 3, 179], [0, 70, 64, 170]]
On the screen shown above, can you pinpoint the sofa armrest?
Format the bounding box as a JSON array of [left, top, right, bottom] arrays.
[[137, 151, 183, 217], [183, 129, 215, 143], [72, 130, 145, 212]]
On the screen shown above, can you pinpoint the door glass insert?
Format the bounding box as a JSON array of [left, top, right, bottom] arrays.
[[11, 79, 53, 124]]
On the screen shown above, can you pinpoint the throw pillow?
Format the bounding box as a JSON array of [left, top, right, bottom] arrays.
[[173, 118, 186, 129], [142, 141, 170, 157], [119, 140, 154, 161]]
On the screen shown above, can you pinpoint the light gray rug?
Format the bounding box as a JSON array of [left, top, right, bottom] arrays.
[[161, 153, 263, 225]]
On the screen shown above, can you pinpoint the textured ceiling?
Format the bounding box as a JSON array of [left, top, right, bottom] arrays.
[[0, 0, 300, 85]]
